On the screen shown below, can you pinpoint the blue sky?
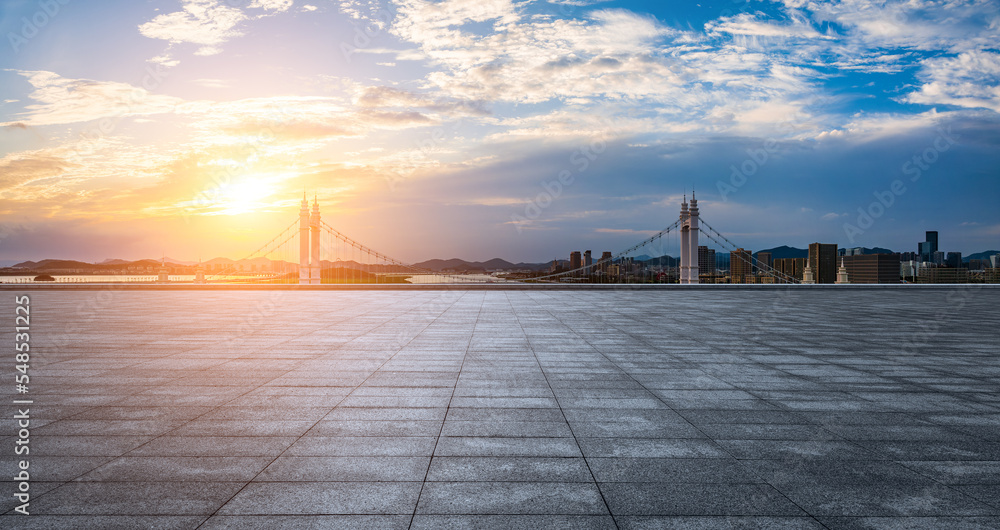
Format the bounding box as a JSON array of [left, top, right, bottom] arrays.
[[0, 0, 998, 263]]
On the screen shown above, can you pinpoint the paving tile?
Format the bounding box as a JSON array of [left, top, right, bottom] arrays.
[[257, 456, 430, 481], [218, 482, 422, 515], [426, 457, 592, 482], [599, 483, 805, 516], [410, 514, 616, 529], [416, 482, 608, 514], [28, 482, 245, 515]]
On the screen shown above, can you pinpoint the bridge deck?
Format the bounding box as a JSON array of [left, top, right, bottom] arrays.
[[3, 289, 999, 528]]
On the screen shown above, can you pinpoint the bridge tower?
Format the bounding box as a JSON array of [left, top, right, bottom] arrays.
[[679, 193, 700, 284], [299, 194, 311, 284], [680, 197, 689, 283], [298, 194, 324, 285], [688, 192, 700, 284], [309, 196, 322, 285]]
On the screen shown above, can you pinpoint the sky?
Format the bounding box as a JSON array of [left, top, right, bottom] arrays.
[[0, 0, 998, 264]]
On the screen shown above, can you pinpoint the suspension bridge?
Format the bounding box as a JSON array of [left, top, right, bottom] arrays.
[[189, 193, 800, 285]]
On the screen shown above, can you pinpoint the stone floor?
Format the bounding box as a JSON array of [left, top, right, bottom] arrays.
[[2, 288, 999, 529]]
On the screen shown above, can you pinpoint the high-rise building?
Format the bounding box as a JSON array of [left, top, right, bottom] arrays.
[[600, 251, 613, 271], [730, 248, 752, 283], [969, 259, 989, 271], [841, 254, 901, 283], [919, 231, 939, 261], [583, 250, 592, 273], [774, 258, 807, 281], [992, 254, 1000, 268], [569, 251, 582, 270], [698, 246, 716, 275], [932, 251, 945, 266], [756, 251, 772, 272], [808, 242, 838, 284], [945, 252, 963, 269]]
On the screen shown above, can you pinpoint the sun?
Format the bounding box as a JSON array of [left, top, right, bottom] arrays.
[[216, 175, 278, 215]]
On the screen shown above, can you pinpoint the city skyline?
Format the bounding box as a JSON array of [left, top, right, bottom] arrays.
[[2, 0, 999, 263]]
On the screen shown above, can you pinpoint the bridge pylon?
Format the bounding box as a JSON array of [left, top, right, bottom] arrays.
[[679, 193, 700, 284], [299, 194, 322, 284]]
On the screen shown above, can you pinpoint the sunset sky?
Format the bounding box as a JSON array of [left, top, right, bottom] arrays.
[[1, 0, 998, 264]]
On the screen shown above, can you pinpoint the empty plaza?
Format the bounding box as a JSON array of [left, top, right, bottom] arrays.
[[2, 287, 999, 529]]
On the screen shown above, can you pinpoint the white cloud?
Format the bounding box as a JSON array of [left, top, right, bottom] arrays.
[[249, 0, 294, 12], [905, 51, 1000, 113], [1, 71, 186, 127], [706, 13, 832, 40], [138, 0, 247, 56]]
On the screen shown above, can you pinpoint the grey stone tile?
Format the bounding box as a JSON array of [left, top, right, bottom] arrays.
[[310, 420, 443, 436], [218, 482, 422, 515], [410, 514, 616, 529], [588, 457, 760, 483], [441, 420, 573, 438], [201, 515, 411, 529], [126, 436, 298, 457], [599, 483, 805, 515], [28, 482, 245, 515], [257, 456, 430, 481], [578, 438, 727, 458], [817, 516, 1000, 530], [434, 437, 581, 457], [617, 516, 826, 529], [30, 435, 152, 457], [286, 436, 438, 457], [900, 461, 1000, 484], [0, 515, 208, 529], [426, 457, 592, 482], [416, 482, 607, 514], [77, 456, 272, 482]]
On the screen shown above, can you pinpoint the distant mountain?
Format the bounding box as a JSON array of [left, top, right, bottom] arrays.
[[99, 258, 130, 265], [411, 258, 549, 272], [754, 246, 807, 259], [638, 255, 679, 267], [13, 259, 95, 270], [965, 250, 1000, 262], [840, 246, 897, 255]]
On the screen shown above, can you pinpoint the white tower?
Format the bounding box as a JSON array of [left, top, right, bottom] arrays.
[[309, 196, 322, 285], [299, 193, 311, 284], [679, 196, 689, 284], [157, 258, 169, 283], [835, 258, 849, 284], [195, 261, 205, 284], [802, 265, 816, 284], [688, 191, 700, 284]]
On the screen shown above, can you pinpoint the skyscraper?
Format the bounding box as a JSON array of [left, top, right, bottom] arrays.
[[600, 251, 613, 272], [569, 251, 582, 270], [842, 254, 901, 283], [756, 251, 772, 272], [919, 231, 939, 262], [584, 250, 592, 273], [698, 246, 716, 275], [730, 248, 751, 283], [945, 252, 962, 268], [808, 242, 838, 284]]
